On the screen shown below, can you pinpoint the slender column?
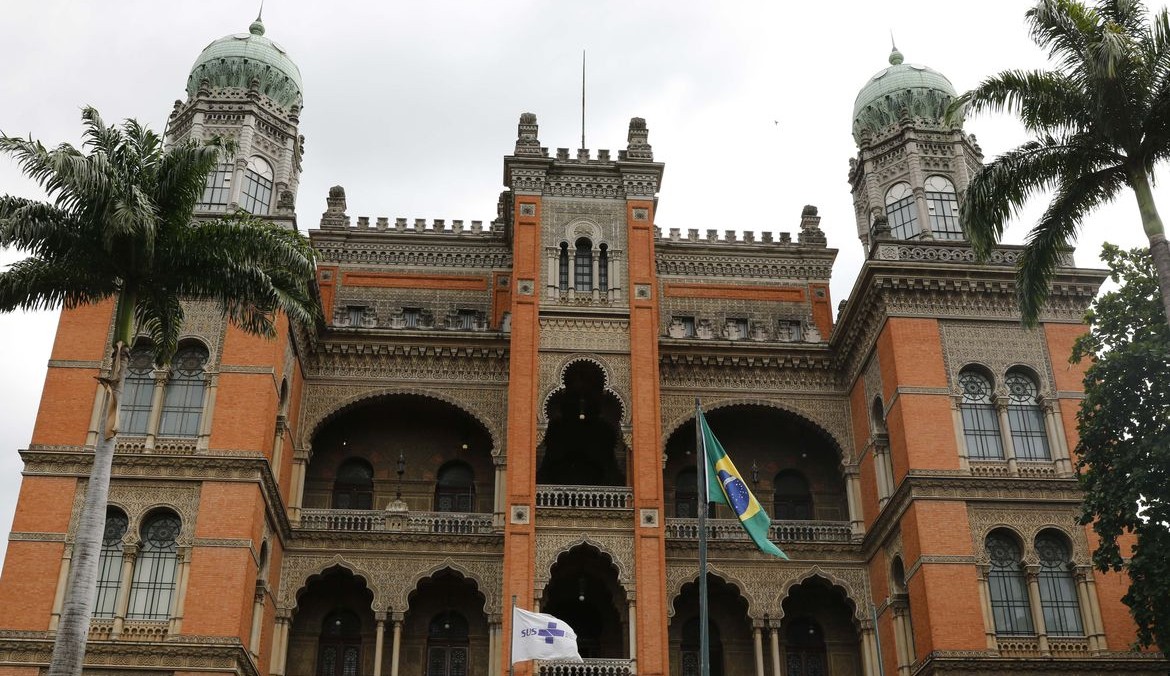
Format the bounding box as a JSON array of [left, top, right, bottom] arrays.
[[891, 602, 912, 676], [912, 185, 933, 238], [874, 443, 893, 508], [627, 599, 637, 669], [1081, 569, 1107, 653], [975, 565, 998, 650], [271, 611, 292, 676], [1042, 402, 1073, 476], [751, 626, 765, 676], [844, 466, 864, 537], [144, 371, 168, 450], [545, 249, 557, 298], [49, 545, 74, 631], [996, 402, 1018, 475], [860, 626, 880, 676], [249, 583, 267, 656], [1073, 570, 1101, 652], [196, 373, 218, 452], [768, 624, 782, 676], [591, 248, 601, 300], [1024, 565, 1049, 655], [373, 614, 387, 676], [228, 157, 248, 208], [488, 620, 501, 676], [389, 613, 404, 676], [169, 546, 193, 635], [289, 452, 308, 523], [494, 459, 506, 529], [271, 415, 287, 489], [110, 544, 139, 637], [950, 397, 969, 470]]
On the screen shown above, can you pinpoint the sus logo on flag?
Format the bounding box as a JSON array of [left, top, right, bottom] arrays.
[[511, 607, 583, 664]]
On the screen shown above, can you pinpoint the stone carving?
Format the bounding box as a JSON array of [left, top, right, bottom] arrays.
[[967, 504, 1090, 566], [656, 252, 834, 281], [659, 394, 851, 459], [939, 320, 1057, 395], [664, 562, 871, 622], [69, 480, 202, 546], [539, 318, 630, 353], [535, 532, 635, 590], [538, 354, 629, 426]]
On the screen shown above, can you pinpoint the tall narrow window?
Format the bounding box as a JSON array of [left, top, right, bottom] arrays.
[[1035, 532, 1084, 636], [925, 175, 963, 240], [681, 617, 723, 676], [240, 156, 274, 215], [120, 343, 155, 435], [885, 182, 920, 240], [196, 163, 233, 212], [427, 611, 469, 676], [403, 307, 421, 328], [598, 244, 609, 292], [784, 618, 827, 676], [558, 242, 570, 291], [94, 508, 128, 618], [1005, 371, 1051, 460], [959, 369, 1004, 459], [333, 459, 374, 510], [986, 530, 1034, 635], [127, 511, 181, 620], [435, 461, 475, 512], [159, 343, 208, 437], [574, 238, 593, 292], [773, 471, 813, 520], [318, 610, 362, 676]]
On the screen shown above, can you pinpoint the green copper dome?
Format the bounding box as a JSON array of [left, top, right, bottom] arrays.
[[852, 48, 957, 143], [186, 18, 303, 110]]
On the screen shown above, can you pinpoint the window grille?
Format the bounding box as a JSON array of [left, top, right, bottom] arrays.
[[240, 156, 274, 215], [574, 239, 593, 292], [558, 243, 569, 291], [598, 244, 609, 292], [94, 509, 128, 618], [159, 344, 208, 437], [1036, 533, 1084, 636], [403, 308, 421, 328], [121, 344, 156, 435], [959, 370, 1004, 459], [925, 176, 963, 240], [1006, 372, 1051, 460], [885, 183, 920, 240], [126, 512, 180, 620], [987, 532, 1034, 635], [196, 163, 233, 212]]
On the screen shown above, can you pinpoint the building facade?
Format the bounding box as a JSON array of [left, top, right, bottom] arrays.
[[0, 19, 1164, 676]]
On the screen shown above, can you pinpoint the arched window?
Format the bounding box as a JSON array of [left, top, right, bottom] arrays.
[[127, 511, 181, 620], [574, 238, 593, 292], [333, 459, 374, 510], [318, 609, 362, 676], [986, 530, 1033, 635], [240, 156, 274, 215], [427, 611, 469, 676], [773, 470, 813, 520], [598, 244, 609, 292], [196, 163, 233, 212], [1035, 531, 1084, 636], [159, 343, 208, 437], [681, 617, 723, 676], [674, 467, 698, 518], [885, 182, 920, 240], [925, 175, 963, 240], [94, 507, 128, 618], [120, 342, 155, 435], [871, 396, 887, 435], [558, 242, 570, 291], [435, 461, 475, 512], [1005, 370, 1051, 460], [785, 618, 827, 676], [959, 369, 1004, 459]]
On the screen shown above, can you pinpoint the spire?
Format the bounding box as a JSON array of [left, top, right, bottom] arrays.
[[889, 33, 904, 65], [250, 1, 266, 36]]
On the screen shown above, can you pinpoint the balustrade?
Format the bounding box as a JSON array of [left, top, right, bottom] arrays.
[[537, 659, 633, 676], [297, 508, 494, 534], [535, 485, 632, 509], [664, 518, 852, 543]]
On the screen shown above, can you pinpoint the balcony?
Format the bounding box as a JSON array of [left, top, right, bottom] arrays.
[[535, 485, 633, 510], [298, 508, 495, 534], [664, 518, 853, 543], [537, 659, 633, 676]]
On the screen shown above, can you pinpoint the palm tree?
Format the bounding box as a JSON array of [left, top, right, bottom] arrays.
[[950, 0, 1170, 326], [0, 108, 317, 676]]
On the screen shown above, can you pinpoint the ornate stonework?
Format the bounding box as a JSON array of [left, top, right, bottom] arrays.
[[538, 352, 630, 426], [69, 480, 201, 546], [967, 503, 1090, 566], [939, 320, 1057, 394], [659, 394, 851, 459], [534, 531, 635, 592]]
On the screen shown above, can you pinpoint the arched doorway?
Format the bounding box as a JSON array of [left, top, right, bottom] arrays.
[[317, 609, 363, 676], [542, 545, 627, 658], [426, 611, 469, 676], [781, 577, 861, 676], [784, 617, 826, 676], [288, 567, 375, 676], [670, 574, 750, 676], [405, 569, 488, 676], [680, 617, 723, 676], [538, 362, 625, 486]]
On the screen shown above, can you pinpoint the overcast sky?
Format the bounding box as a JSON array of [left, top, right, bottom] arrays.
[[1, 0, 1167, 569]]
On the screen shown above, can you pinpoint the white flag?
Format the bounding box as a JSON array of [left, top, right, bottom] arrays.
[[511, 607, 583, 664]]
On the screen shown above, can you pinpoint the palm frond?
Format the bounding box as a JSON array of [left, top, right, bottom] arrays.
[[1028, 0, 1099, 74], [135, 290, 183, 366], [1016, 164, 1129, 323], [948, 69, 1092, 133], [0, 197, 85, 255], [0, 257, 116, 312]]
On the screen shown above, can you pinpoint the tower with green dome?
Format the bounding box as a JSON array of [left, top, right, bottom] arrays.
[[166, 14, 305, 227], [847, 46, 984, 248]]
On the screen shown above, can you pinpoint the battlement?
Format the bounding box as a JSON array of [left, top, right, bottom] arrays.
[[316, 185, 502, 235], [656, 205, 829, 249]]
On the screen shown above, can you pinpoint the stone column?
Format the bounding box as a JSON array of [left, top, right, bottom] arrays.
[[373, 613, 387, 676], [844, 465, 864, 537], [891, 599, 913, 676], [1080, 568, 1107, 654], [229, 157, 248, 208], [860, 624, 881, 676], [1073, 569, 1101, 652], [250, 582, 267, 656], [613, 250, 624, 301], [390, 613, 404, 676], [1042, 401, 1073, 476], [1024, 565, 1049, 655], [751, 625, 765, 676], [592, 248, 601, 301], [48, 545, 74, 631], [169, 545, 193, 635], [145, 370, 168, 450], [874, 442, 893, 508], [196, 373, 218, 452], [271, 415, 288, 489], [912, 185, 933, 238], [768, 624, 782, 676], [111, 544, 139, 636], [494, 458, 506, 530], [271, 610, 292, 676], [289, 450, 309, 523], [950, 397, 969, 470], [975, 565, 998, 650], [627, 599, 637, 669], [996, 402, 1018, 475], [546, 248, 558, 299], [488, 619, 501, 676]]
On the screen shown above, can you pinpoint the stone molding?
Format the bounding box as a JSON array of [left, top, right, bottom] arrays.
[[0, 633, 258, 676]]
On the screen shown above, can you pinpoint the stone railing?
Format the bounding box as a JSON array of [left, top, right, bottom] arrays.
[[535, 485, 633, 510], [114, 436, 198, 455], [87, 619, 168, 642], [298, 509, 495, 534], [664, 518, 852, 543], [537, 658, 633, 676]]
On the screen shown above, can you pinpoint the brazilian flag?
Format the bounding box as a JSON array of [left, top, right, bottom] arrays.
[[697, 409, 788, 559]]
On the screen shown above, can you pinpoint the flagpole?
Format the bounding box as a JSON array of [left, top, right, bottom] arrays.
[[510, 595, 517, 676], [694, 398, 710, 676]]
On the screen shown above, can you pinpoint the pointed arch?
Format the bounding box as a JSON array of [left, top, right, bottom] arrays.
[[774, 569, 868, 624], [403, 559, 496, 617], [537, 538, 631, 591], [282, 556, 382, 612], [662, 398, 849, 462], [540, 354, 628, 425], [667, 566, 759, 620]]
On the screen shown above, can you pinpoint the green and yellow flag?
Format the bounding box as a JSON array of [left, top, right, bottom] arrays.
[[697, 409, 788, 559]]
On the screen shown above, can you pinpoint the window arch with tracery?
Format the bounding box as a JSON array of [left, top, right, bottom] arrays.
[[1005, 370, 1051, 460], [925, 175, 963, 240], [159, 343, 209, 437], [427, 611, 469, 676], [574, 238, 593, 292], [120, 342, 156, 435], [959, 369, 1004, 459], [333, 458, 374, 510], [94, 507, 128, 618], [986, 530, 1033, 635], [435, 461, 475, 512], [127, 511, 181, 620], [558, 242, 570, 291], [240, 156, 274, 215], [318, 609, 362, 676], [1035, 531, 1084, 636], [885, 182, 920, 240]]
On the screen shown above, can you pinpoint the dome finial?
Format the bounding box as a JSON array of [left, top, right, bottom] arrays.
[[249, 1, 266, 36], [889, 32, 904, 65]]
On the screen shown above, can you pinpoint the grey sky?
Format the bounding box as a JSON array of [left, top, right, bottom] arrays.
[[1, 0, 1166, 569]]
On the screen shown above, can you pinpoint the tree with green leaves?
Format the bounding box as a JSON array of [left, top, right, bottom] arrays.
[[1073, 244, 1169, 650], [950, 0, 1170, 327], [0, 108, 317, 676]]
